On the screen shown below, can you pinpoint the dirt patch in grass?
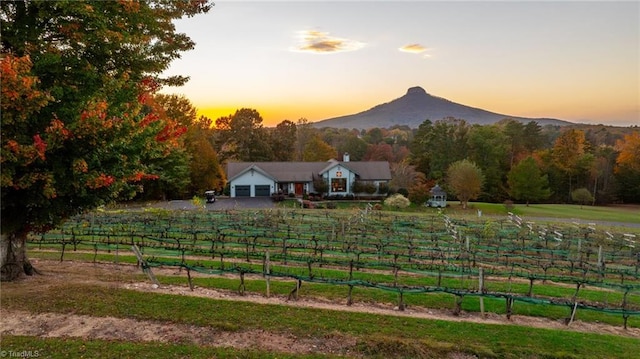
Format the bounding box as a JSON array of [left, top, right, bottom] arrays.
[[1, 259, 638, 358], [1, 310, 355, 356]]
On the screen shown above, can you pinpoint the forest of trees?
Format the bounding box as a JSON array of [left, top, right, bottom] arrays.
[[119, 97, 640, 208]]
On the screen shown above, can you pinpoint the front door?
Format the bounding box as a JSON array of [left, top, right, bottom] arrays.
[[295, 183, 304, 196]]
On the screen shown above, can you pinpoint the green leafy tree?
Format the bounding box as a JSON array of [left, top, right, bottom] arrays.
[[522, 121, 546, 153], [409, 118, 469, 181], [467, 124, 508, 202], [363, 128, 384, 144], [302, 135, 337, 162], [270, 120, 297, 161], [133, 93, 199, 200], [507, 157, 551, 206], [571, 188, 594, 208], [215, 108, 273, 162], [589, 146, 617, 204], [337, 132, 368, 161], [408, 120, 434, 175], [185, 116, 225, 196], [499, 119, 525, 168], [154, 94, 198, 127], [141, 146, 191, 200], [293, 118, 318, 161], [446, 159, 484, 209], [0, 0, 212, 281], [152, 95, 223, 197], [312, 175, 329, 195]]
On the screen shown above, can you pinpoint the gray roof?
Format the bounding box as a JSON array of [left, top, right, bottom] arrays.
[[227, 161, 391, 182], [430, 184, 446, 195]]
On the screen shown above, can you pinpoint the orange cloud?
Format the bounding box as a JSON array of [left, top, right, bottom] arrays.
[[399, 43, 428, 53], [292, 30, 365, 54]]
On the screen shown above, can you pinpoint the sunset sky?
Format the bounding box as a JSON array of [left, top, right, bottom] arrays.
[[161, 1, 639, 127]]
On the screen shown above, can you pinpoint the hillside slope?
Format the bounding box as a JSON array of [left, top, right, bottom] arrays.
[[314, 87, 570, 129]]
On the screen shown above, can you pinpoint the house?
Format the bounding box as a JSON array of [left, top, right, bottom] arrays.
[[226, 154, 391, 198]]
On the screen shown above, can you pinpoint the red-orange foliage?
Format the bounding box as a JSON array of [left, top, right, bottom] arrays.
[[86, 173, 116, 189], [615, 131, 640, 173]]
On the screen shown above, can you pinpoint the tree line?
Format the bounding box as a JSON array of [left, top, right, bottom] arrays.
[[143, 98, 639, 208]]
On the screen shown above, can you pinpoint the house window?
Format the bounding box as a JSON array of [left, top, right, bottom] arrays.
[[331, 178, 346, 192]]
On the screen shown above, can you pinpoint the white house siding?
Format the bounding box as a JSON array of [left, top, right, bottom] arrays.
[[324, 164, 356, 195], [230, 171, 275, 197]]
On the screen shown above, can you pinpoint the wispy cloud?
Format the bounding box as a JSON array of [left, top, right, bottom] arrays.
[[399, 43, 432, 58], [292, 30, 365, 54]]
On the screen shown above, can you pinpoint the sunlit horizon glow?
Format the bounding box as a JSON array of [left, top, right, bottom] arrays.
[[162, 1, 639, 128]]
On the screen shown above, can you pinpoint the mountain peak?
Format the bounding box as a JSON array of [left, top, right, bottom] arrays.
[[313, 87, 570, 129], [406, 86, 427, 95]]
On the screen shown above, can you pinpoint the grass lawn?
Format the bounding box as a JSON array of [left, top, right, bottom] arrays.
[[465, 202, 640, 223], [3, 281, 640, 359], [280, 198, 640, 225]]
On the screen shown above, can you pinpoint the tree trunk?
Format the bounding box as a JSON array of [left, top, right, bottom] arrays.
[[1, 230, 37, 281]]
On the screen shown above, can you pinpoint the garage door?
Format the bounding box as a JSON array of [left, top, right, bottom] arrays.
[[254, 185, 271, 197], [235, 185, 250, 197]]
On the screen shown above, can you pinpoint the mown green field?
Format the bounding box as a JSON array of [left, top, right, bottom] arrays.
[[279, 199, 640, 225], [468, 202, 640, 224]]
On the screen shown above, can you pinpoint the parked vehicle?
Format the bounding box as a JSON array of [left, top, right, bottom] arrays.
[[205, 190, 216, 203]]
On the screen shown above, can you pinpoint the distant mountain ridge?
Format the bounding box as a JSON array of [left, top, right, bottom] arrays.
[[313, 87, 571, 129]]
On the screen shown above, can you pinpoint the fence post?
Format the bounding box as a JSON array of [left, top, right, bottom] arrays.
[[131, 245, 159, 286], [479, 268, 485, 317], [265, 250, 271, 298]]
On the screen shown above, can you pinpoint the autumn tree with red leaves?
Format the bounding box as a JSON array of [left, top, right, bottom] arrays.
[[0, 0, 212, 281]]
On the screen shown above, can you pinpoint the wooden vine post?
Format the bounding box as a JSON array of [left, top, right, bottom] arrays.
[[186, 266, 194, 291], [131, 245, 159, 286], [567, 282, 582, 326], [505, 296, 514, 320], [527, 276, 535, 297], [238, 269, 245, 295], [622, 288, 630, 330], [347, 260, 354, 306], [60, 241, 67, 262], [479, 267, 485, 317], [264, 250, 271, 298], [453, 294, 464, 316]]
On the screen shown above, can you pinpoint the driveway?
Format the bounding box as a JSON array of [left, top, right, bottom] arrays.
[[206, 197, 276, 210]]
